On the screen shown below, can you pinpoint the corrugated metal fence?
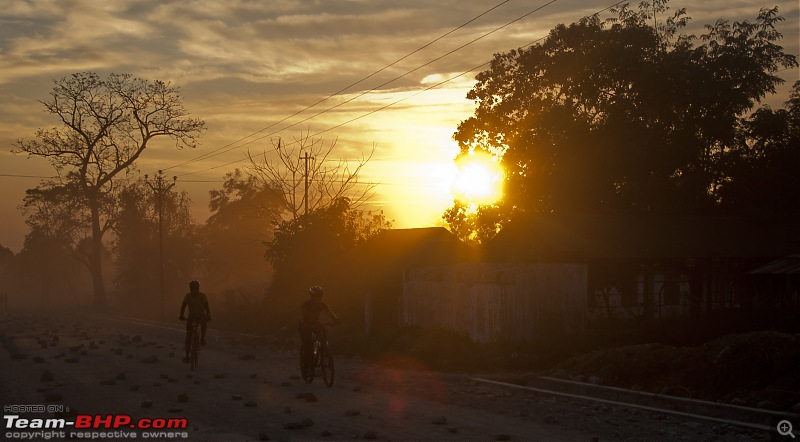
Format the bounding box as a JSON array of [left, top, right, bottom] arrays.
[[402, 263, 588, 343]]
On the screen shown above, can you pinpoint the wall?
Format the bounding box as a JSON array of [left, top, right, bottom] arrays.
[[402, 263, 588, 343]]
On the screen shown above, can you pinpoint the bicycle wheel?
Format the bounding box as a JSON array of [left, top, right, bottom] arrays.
[[321, 347, 335, 387], [190, 328, 200, 370]]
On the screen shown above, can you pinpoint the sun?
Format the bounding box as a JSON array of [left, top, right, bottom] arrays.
[[451, 151, 504, 206]]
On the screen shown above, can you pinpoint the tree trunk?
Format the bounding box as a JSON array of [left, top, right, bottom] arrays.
[[89, 196, 107, 309]]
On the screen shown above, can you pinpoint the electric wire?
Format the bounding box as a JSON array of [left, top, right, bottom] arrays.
[[1, 0, 672, 185], [160, 0, 514, 173], [0, 173, 51, 178], [174, 0, 567, 178], [2, 0, 623, 182]]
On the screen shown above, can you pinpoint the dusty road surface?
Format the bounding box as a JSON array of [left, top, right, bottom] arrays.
[[0, 312, 776, 441]]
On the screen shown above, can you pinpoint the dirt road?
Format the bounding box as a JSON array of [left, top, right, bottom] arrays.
[[0, 313, 774, 441]]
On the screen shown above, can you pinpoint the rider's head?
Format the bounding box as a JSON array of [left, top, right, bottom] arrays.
[[309, 285, 324, 299], [189, 280, 200, 293]]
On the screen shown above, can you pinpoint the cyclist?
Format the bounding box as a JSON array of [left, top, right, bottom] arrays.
[[179, 280, 211, 363], [299, 286, 340, 364]]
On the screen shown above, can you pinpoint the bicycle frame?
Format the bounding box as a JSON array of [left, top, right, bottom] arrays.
[[188, 320, 202, 370], [311, 331, 326, 359], [300, 326, 335, 387], [300, 324, 335, 388]]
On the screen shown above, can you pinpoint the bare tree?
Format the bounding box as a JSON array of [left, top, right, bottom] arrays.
[[246, 132, 377, 220], [14, 72, 205, 308]]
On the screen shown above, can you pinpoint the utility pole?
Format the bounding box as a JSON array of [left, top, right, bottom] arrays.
[[145, 170, 176, 320], [301, 152, 313, 215]]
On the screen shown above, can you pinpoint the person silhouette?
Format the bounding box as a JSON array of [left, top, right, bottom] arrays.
[[298, 286, 340, 368], [179, 280, 211, 363]]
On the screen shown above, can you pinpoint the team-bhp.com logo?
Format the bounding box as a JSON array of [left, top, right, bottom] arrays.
[[4, 413, 189, 440]]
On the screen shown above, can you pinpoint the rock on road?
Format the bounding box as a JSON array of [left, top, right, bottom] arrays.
[[0, 313, 765, 441]]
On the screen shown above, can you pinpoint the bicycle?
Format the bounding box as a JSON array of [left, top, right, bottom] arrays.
[[181, 318, 202, 370], [299, 323, 335, 387]]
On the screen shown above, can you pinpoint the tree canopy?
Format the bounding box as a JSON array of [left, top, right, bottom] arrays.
[[242, 132, 389, 319], [201, 169, 283, 292], [246, 132, 377, 219], [262, 197, 390, 326], [114, 179, 198, 315], [716, 83, 800, 216], [265, 197, 390, 277], [14, 72, 205, 307], [447, 1, 797, 239]]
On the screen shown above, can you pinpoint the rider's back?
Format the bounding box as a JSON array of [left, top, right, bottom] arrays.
[[300, 298, 327, 327], [183, 291, 208, 319]]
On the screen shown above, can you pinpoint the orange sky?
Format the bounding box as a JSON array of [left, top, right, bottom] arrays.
[[1, 0, 798, 252]]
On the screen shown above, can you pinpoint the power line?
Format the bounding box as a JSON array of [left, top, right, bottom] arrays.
[[176, 61, 487, 179], [160, 0, 515, 174], [165, 177, 456, 188], [3, 0, 631, 186], [0, 173, 50, 178], [178, 69, 481, 180], [173, 0, 567, 178]]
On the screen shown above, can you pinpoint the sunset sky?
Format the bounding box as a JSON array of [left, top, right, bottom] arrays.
[[1, 0, 798, 252]]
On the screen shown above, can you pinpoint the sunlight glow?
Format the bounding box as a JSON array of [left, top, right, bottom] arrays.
[[451, 151, 504, 206]]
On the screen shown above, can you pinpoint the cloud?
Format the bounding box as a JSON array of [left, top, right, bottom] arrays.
[[0, 1, 165, 82], [0, 0, 798, 250]]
